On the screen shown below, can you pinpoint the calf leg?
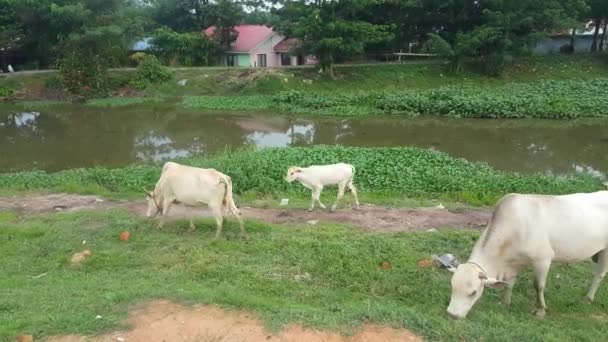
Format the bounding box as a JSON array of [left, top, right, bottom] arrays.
[[309, 186, 325, 211], [586, 250, 608, 302], [331, 182, 346, 212], [347, 180, 360, 209], [532, 259, 552, 318], [189, 218, 196, 231]]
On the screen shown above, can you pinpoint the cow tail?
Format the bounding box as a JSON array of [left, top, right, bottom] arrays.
[[348, 164, 356, 191], [220, 175, 237, 213]]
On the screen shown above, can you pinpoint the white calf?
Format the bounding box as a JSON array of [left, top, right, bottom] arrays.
[[285, 163, 360, 211]]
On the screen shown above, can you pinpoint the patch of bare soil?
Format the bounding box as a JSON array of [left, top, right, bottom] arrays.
[[0, 193, 491, 232], [49, 300, 422, 342]]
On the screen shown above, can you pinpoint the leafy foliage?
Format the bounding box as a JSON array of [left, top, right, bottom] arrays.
[[0, 147, 602, 205], [151, 27, 217, 66], [273, 0, 393, 77], [181, 78, 608, 119], [128, 55, 172, 90]]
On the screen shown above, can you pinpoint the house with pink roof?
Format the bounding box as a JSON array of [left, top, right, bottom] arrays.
[[204, 25, 317, 67]]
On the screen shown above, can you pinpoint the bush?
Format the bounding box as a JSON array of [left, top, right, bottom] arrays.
[[128, 55, 172, 90], [0, 85, 15, 97], [58, 51, 110, 99], [0, 147, 602, 205], [421, 33, 454, 57], [129, 52, 148, 65]]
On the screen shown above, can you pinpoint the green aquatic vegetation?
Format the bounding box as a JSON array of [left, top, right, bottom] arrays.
[[0, 146, 602, 205]]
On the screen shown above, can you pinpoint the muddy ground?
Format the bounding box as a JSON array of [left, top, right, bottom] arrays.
[[0, 193, 491, 232], [48, 300, 422, 342]]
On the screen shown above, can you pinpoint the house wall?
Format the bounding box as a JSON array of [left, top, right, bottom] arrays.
[[250, 34, 285, 67], [220, 53, 250, 67]]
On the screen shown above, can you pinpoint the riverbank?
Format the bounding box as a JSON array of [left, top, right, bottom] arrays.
[[3, 55, 608, 119], [0, 146, 603, 206]]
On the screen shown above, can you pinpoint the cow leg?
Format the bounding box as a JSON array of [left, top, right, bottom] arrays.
[[586, 249, 608, 302], [331, 182, 346, 212], [532, 259, 552, 318], [228, 202, 248, 240], [189, 218, 196, 231], [157, 199, 173, 229], [347, 180, 360, 210], [211, 204, 224, 239], [502, 276, 517, 307]]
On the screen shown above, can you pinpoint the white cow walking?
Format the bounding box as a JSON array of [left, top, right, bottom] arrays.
[[145, 162, 247, 240], [447, 191, 608, 319], [285, 163, 360, 212]]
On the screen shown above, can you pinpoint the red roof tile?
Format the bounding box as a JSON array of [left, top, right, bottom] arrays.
[[204, 25, 274, 52]]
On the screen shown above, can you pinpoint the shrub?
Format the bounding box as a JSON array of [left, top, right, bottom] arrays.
[[0, 85, 15, 97], [128, 55, 172, 90], [58, 51, 110, 99], [151, 27, 217, 66], [129, 52, 148, 65]]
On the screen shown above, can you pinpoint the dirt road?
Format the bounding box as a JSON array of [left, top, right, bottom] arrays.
[[0, 193, 491, 232]]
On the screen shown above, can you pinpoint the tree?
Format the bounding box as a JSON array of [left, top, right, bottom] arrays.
[[274, 0, 392, 79], [149, 0, 213, 32], [208, 0, 243, 50], [56, 0, 143, 97], [588, 0, 608, 51], [151, 27, 217, 65], [0, 0, 24, 71]]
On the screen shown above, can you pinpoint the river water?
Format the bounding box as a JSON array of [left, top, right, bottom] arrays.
[[1, 105, 607, 177]]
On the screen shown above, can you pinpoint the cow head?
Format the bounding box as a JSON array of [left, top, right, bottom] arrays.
[[446, 263, 506, 319], [144, 188, 161, 218], [285, 167, 301, 183]]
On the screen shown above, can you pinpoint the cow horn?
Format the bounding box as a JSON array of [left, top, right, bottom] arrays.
[[143, 187, 153, 196]]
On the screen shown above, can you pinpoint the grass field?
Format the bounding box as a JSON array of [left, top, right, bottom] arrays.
[[1, 209, 607, 341]]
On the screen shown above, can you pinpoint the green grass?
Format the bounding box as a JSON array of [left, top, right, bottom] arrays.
[[1, 209, 607, 341], [0, 146, 603, 206]]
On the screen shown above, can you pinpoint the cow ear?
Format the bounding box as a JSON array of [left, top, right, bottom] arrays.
[[480, 273, 507, 289]]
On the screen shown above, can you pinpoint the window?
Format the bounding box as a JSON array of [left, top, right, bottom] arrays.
[[297, 55, 305, 65], [226, 55, 238, 67], [257, 54, 267, 67], [281, 53, 291, 66]]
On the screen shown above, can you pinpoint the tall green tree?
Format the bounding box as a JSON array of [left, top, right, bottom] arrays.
[[0, 0, 24, 71], [589, 0, 608, 51], [208, 0, 243, 50], [274, 0, 392, 78]]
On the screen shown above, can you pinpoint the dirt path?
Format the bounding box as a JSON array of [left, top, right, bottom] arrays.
[[48, 300, 422, 342], [0, 193, 491, 232]]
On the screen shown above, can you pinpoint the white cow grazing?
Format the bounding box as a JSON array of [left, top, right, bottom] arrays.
[[145, 162, 247, 240], [447, 191, 608, 319], [285, 163, 360, 212]]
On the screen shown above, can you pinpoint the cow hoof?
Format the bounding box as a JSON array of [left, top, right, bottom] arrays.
[[307, 208, 314, 212], [241, 234, 249, 241], [532, 309, 546, 318], [583, 296, 594, 304]]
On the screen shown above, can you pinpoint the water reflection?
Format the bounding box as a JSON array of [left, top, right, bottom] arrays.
[[0, 105, 607, 177]]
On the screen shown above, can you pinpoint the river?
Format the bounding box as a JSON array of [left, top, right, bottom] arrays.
[[1, 105, 607, 178]]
